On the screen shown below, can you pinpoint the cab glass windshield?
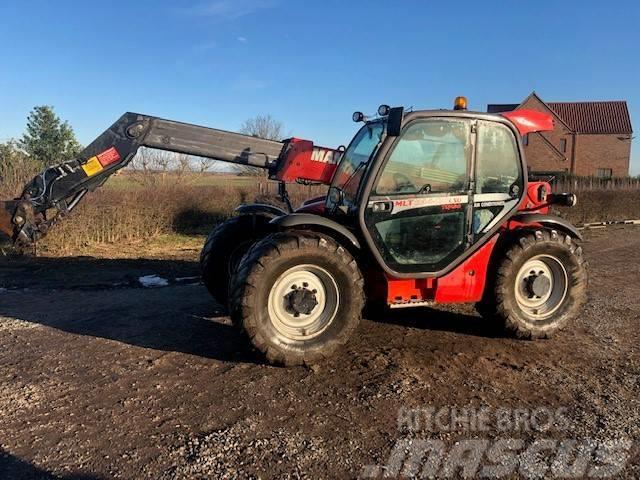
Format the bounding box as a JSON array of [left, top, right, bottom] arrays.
[[330, 121, 385, 205]]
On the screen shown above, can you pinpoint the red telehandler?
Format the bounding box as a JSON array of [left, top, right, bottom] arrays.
[[0, 98, 587, 365]]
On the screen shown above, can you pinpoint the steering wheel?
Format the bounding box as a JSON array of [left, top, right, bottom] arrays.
[[393, 172, 415, 193]]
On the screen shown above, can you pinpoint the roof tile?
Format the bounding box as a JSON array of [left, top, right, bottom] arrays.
[[547, 101, 632, 134]]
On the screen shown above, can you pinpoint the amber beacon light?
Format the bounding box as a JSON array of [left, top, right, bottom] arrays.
[[453, 96, 468, 110]]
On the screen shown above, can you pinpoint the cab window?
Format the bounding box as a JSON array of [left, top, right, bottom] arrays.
[[473, 121, 522, 235], [375, 119, 470, 195], [475, 122, 521, 194]]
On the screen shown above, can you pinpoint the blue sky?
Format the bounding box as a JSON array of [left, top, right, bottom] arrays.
[[1, 0, 638, 173]]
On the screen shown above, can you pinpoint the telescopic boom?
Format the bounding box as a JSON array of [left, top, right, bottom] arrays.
[[0, 113, 341, 246]]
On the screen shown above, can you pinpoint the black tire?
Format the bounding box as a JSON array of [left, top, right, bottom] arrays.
[[200, 215, 269, 306], [477, 229, 588, 339], [230, 231, 364, 366]]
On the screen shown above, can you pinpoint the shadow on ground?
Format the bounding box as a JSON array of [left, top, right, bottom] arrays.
[[0, 255, 266, 365], [0, 449, 103, 480], [368, 304, 507, 339], [0, 255, 199, 290], [1, 256, 503, 366]]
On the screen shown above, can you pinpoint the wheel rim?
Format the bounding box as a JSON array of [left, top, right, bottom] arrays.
[[267, 264, 339, 341], [514, 254, 568, 320]]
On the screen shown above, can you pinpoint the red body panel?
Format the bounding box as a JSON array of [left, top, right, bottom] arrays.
[[434, 236, 498, 303], [385, 235, 499, 305], [271, 138, 341, 184], [502, 109, 554, 135], [386, 277, 435, 305], [520, 181, 552, 213]]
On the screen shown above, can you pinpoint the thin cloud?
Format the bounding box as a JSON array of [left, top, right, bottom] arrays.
[[181, 0, 277, 20], [237, 36, 248, 44]]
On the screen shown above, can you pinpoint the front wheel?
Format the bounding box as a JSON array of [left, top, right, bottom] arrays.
[[477, 230, 588, 339], [200, 215, 269, 307], [230, 232, 364, 366]]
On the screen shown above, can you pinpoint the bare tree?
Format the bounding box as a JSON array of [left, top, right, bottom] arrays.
[[239, 114, 284, 141], [238, 114, 285, 176], [129, 148, 194, 187], [195, 156, 216, 174]]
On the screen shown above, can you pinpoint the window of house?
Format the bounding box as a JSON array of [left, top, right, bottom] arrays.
[[596, 168, 613, 179], [522, 134, 529, 146], [560, 138, 567, 153]]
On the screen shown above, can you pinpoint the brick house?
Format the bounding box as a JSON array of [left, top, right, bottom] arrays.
[[488, 92, 633, 177]]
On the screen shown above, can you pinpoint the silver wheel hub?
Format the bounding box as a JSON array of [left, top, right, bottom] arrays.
[[514, 255, 568, 320], [268, 265, 339, 341]]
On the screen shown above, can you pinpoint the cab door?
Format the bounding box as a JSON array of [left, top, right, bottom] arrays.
[[471, 120, 524, 241], [362, 118, 473, 274]]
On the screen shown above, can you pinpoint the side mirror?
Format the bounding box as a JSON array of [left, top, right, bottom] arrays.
[[387, 107, 404, 137]]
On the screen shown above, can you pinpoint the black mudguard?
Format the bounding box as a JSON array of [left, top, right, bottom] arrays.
[[269, 213, 361, 249], [511, 213, 582, 241], [235, 203, 288, 219]]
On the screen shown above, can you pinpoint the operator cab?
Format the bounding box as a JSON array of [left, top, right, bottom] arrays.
[[327, 98, 526, 277]]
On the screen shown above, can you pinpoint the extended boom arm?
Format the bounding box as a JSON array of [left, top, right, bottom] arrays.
[[1, 112, 340, 247]]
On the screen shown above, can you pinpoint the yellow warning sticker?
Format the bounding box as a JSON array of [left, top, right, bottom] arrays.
[[82, 157, 103, 176]]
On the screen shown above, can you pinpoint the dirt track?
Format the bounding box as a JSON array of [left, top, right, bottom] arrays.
[[1, 227, 639, 479]]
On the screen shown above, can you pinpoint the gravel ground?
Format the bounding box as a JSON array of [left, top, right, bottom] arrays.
[[0, 226, 638, 479]]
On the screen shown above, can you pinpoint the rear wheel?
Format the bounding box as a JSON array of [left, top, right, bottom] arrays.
[[200, 215, 269, 307], [230, 232, 364, 366], [477, 230, 587, 338]]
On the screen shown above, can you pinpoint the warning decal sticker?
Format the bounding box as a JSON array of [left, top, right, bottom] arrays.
[[81, 157, 103, 177], [97, 147, 121, 167]]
